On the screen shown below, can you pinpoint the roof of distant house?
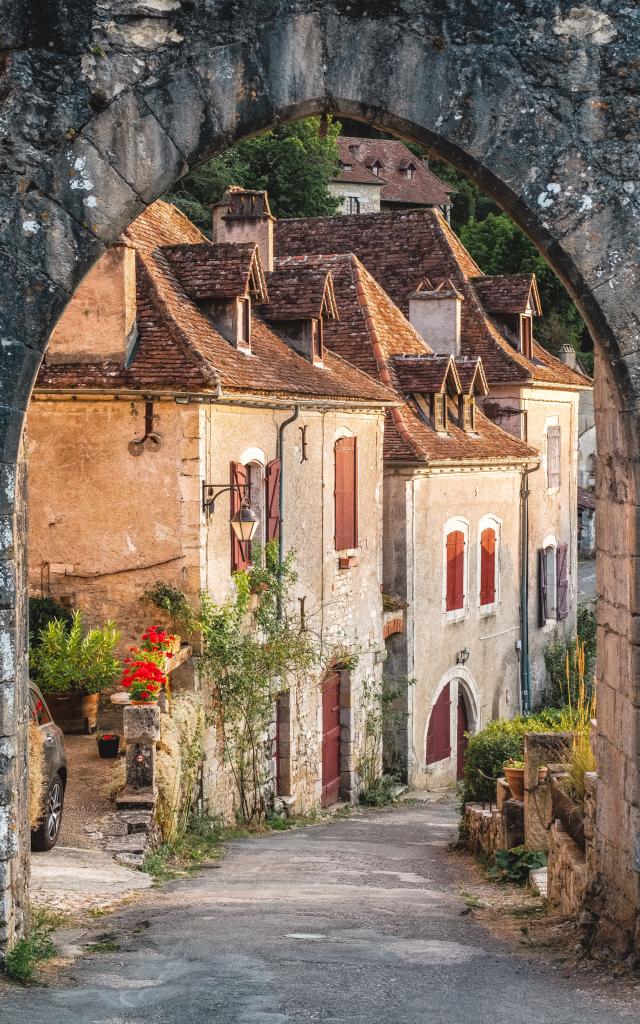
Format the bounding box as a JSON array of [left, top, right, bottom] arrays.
[[35, 201, 396, 407], [275, 252, 538, 466], [276, 208, 591, 391], [334, 137, 455, 207], [578, 487, 596, 510], [160, 241, 268, 302]]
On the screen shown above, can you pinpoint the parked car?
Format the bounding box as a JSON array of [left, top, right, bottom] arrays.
[[29, 682, 67, 851]]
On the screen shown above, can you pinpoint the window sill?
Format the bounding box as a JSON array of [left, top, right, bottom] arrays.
[[444, 608, 467, 623], [338, 554, 359, 569], [479, 604, 498, 617]]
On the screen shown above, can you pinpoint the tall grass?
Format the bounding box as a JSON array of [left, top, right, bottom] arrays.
[[563, 637, 596, 805]]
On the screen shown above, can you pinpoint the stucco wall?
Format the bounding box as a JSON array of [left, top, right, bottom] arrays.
[[203, 403, 386, 813], [384, 464, 524, 788], [490, 386, 580, 700], [26, 398, 204, 657]]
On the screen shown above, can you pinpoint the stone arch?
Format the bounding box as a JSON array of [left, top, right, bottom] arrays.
[[2, 2, 640, 954]]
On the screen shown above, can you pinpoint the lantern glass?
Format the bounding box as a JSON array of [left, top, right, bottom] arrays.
[[230, 505, 260, 544]]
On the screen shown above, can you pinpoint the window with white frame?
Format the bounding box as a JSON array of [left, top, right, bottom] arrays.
[[478, 515, 500, 613], [538, 536, 569, 625], [443, 518, 469, 621], [546, 421, 561, 490]]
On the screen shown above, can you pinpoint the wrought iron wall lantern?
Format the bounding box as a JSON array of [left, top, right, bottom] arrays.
[[201, 481, 260, 545], [456, 646, 470, 666]]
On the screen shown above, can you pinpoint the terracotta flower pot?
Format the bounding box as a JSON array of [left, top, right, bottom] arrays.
[[503, 765, 525, 802], [44, 691, 100, 734], [129, 699, 159, 706]]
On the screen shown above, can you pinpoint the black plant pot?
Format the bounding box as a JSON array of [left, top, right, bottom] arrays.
[[97, 736, 120, 759]]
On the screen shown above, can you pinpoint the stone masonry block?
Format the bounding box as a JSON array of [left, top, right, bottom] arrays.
[[123, 704, 161, 742]]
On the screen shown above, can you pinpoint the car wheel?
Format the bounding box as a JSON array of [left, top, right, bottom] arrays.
[[31, 773, 64, 851]]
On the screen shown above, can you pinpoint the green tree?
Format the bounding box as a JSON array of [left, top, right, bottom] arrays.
[[166, 117, 341, 231], [460, 213, 583, 356]]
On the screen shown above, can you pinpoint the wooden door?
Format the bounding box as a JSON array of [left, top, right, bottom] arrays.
[[321, 674, 341, 807], [456, 693, 469, 781]]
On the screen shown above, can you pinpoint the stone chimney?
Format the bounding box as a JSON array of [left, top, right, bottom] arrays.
[[408, 278, 463, 357], [559, 343, 577, 370], [46, 242, 137, 365], [212, 187, 274, 272]]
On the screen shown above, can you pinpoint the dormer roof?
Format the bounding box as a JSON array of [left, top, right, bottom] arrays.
[[161, 241, 268, 302], [470, 273, 542, 316], [393, 354, 461, 395], [260, 264, 339, 322], [334, 137, 455, 207], [455, 357, 489, 397], [410, 277, 464, 301]]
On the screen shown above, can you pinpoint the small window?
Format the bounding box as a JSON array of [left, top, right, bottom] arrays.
[[459, 395, 475, 432], [371, 161, 383, 177], [404, 165, 416, 180], [238, 296, 251, 348], [521, 315, 532, 358], [426, 683, 451, 765], [445, 529, 466, 614], [547, 425, 561, 489], [343, 162, 353, 171], [334, 436, 358, 551], [479, 527, 497, 609], [311, 318, 323, 360], [433, 393, 447, 431], [346, 196, 360, 214], [538, 542, 568, 624]]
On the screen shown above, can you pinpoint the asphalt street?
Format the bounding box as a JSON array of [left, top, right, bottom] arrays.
[[3, 800, 638, 1023]]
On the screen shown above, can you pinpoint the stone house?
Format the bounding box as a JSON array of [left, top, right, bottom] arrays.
[[330, 137, 454, 218], [27, 198, 397, 816], [278, 207, 591, 782]]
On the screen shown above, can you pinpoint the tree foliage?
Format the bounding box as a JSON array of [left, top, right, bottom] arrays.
[[166, 116, 341, 230]]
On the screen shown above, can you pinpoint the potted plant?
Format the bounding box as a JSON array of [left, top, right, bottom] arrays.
[[97, 732, 120, 758], [503, 758, 525, 801], [120, 655, 167, 704], [30, 611, 120, 733], [141, 625, 180, 657]]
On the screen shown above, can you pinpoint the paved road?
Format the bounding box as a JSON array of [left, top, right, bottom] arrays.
[[5, 802, 637, 1023], [578, 558, 596, 604]]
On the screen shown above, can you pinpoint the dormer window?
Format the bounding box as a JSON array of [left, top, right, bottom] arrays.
[[238, 296, 251, 351], [404, 163, 416, 180], [459, 395, 475, 432], [371, 160, 383, 177], [520, 314, 533, 359], [311, 318, 324, 363], [342, 162, 353, 171], [433, 393, 447, 432]]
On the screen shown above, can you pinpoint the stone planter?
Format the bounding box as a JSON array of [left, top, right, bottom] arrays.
[[44, 691, 100, 734], [550, 776, 586, 852], [503, 765, 525, 802]]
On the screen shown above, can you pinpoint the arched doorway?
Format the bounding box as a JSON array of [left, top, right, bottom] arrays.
[[1, 3, 638, 954]]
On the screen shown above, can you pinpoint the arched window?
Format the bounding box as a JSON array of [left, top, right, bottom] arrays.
[[443, 518, 469, 619], [478, 516, 501, 612]]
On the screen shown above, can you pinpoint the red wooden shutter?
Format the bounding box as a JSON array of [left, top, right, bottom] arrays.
[[230, 461, 249, 572], [334, 437, 357, 550], [426, 683, 451, 764], [446, 530, 465, 612], [265, 459, 281, 544], [557, 542, 569, 620], [480, 528, 496, 606], [538, 548, 548, 626]]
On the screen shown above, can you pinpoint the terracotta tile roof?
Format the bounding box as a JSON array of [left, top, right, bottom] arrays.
[[578, 487, 596, 510], [276, 209, 590, 390], [160, 242, 267, 301], [470, 273, 541, 315], [334, 139, 383, 185], [259, 264, 338, 321], [36, 201, 395, 407], [335, 138, 454, 207], [393, 355, 461, 394], [275, 254, 537, 466]]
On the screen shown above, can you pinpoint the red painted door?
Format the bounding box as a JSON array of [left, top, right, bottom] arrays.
[[322, 674, 341, 807], [456, 694, 469, 781]]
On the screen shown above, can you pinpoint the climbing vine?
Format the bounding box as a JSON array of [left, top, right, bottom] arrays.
[[197, 542, 318, 823]]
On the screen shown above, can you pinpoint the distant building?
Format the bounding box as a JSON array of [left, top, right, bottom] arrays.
[[330, 137, 454, 219]]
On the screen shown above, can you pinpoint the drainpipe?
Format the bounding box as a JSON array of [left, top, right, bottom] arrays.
[[276, 405, 300, 618], [520, 462, 540, 713]]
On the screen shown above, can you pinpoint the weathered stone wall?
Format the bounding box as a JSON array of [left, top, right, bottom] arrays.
[[328, 181, 381, 215], [2, 0, 640, 954]]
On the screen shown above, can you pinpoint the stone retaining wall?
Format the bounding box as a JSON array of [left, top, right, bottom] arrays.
[[547, 821, 587, 918]]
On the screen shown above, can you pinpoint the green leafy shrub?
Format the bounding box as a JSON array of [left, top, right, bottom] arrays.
[[30, 611, 120, 695], [5, 907, 57, 983], [28, 596, 73, 647], [488, 846, 547, 885], [462, 710, 568, 804]]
